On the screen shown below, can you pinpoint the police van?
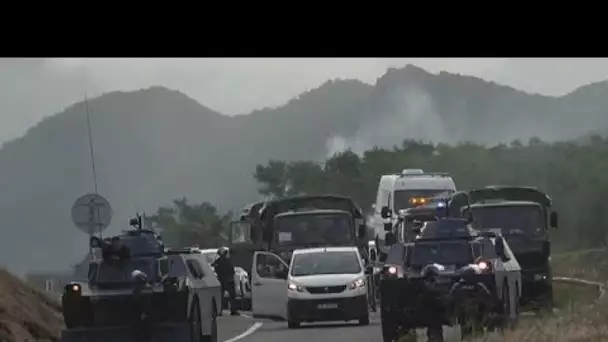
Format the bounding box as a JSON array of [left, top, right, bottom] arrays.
[[370, 169, 456, 257]]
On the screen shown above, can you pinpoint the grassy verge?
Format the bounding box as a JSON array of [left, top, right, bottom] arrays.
[[473, 249, 608, 342], [553, 281, 599, 308], [552, 248, 608, 282]]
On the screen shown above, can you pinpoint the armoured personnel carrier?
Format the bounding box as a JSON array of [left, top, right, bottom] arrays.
[[60, 214, 221, 342]]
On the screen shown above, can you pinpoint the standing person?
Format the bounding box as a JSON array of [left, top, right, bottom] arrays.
[[212, 247, 239, 316]]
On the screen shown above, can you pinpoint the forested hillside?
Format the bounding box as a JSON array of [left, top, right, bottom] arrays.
[[254, 138, 608, 251], [3, 64, 608, 273]]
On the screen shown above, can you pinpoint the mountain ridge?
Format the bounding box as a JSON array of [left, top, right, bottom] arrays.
[[2, 64, 608, 274]]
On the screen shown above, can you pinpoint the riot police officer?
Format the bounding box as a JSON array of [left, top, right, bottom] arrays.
[[450, 265, 492, 339], [421, 264, 446, 342], [212, 247, 239, 316]]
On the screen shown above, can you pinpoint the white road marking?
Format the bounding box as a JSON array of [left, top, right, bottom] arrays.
[[222, 310, 253, 319], [222, 322, 263, 342]]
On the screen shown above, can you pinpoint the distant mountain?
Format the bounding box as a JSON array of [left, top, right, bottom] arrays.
[[2, 64, 608, 274], [481, 58, 608, 96]]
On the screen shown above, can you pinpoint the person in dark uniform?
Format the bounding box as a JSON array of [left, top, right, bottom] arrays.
[[450, 265, 492, 338], [212, 247, 239, 315], [421, 264, 446, 342]]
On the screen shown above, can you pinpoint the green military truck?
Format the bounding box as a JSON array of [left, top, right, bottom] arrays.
[[449, 185, 558, 311]]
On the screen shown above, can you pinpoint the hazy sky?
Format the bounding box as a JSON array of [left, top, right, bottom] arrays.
[[1, 58, 607, 143]]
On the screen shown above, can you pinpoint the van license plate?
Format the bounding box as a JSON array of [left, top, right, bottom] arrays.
[[317, 303, 338, 309]]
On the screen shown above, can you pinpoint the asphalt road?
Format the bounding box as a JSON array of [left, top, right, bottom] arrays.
[[218, 311, 477, 342]]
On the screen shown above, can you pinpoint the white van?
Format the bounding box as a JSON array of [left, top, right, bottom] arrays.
[[370, 169, 456, 256], [250, 246, 372, 328]]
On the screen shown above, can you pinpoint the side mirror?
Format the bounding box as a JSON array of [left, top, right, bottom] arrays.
[[495, 238, 510, 261], [365, 266, 374, 275], [385, 232, 397, 246], [158, 258, 170, 276], [466, 211, 474, 224], [358, 224, 366, 239], [381, 206, 392, 219], [549, 211, 558, 229], [250, 223, 260, 242]]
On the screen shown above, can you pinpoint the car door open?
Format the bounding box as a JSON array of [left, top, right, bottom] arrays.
[[251, 251, 288, 319]]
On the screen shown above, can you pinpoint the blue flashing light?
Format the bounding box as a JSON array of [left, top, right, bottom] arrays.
[[435, 201, 448, 218]]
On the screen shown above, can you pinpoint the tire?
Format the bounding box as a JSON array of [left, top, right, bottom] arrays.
[[510, 284, 520, 329], [358, 313, 370, 326], [501, 282, 511, 330], [202, 300, 218, 342], [287, 320, 300, 329], [189, 299, 202, 342], [217, 294, 223, 317], [242, 297, 252, 311]]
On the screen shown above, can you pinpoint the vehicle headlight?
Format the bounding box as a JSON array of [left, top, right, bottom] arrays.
[[288, 282, 305, 292], [349, 278, 366, 290]]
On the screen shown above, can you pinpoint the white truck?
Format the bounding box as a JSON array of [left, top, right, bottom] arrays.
[[369, 169, 456, 258]]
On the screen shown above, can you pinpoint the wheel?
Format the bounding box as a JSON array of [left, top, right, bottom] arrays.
[[287, 320, 300, 329], [216, 295, 223, 317], [189, 299, 202, 342], [358, 313, 370, 326], [202, 300, 218, 342], [510, 284, 520, 329], [500, 282, 511, 330], [239, 282, 252, 310], [241, 297, 252, 311]]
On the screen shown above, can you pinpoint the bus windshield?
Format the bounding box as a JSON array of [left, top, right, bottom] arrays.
[[469, 205, 544, 237], [275, 213, 353, 246]]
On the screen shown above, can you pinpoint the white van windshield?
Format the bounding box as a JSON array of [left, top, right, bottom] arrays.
[[290, 251, 361, 276]]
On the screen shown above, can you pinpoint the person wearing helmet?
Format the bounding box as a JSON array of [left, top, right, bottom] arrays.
[[450, 265, 491, 339], [421, 264, 446, 342], [212, 247, 239, 315]]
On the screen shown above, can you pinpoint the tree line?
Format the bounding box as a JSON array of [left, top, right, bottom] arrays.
[[253, 137, 608, 251], [150, 136, 608, 252]]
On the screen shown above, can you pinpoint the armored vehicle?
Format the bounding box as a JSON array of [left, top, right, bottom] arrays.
[[60, 215, 221, 342], [380, 217, 521, 342], [449, 186, 558, 310]]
